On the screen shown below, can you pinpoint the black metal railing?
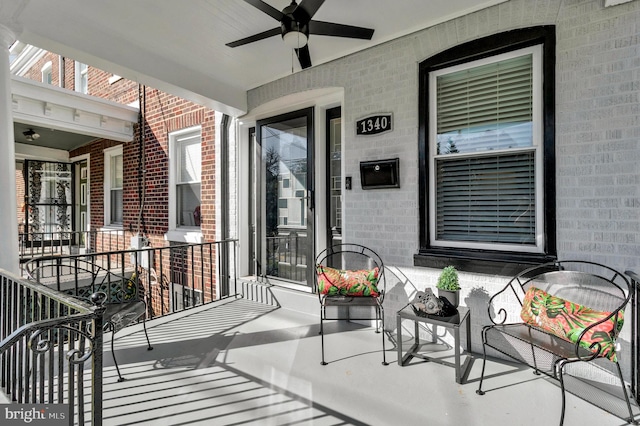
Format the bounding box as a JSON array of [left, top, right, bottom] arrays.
[[19, 229, 128, 264], [0, 268, 104, 425], [625, 269, 640, 405], [265, 232, 308, 282], [24, 239, 239, 320]]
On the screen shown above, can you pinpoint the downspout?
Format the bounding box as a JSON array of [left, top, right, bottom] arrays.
[[136, 84, 147, 237], [220, 114, 231, 296]]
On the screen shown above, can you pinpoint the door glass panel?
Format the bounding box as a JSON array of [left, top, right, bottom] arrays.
[[258, 111, 312, 285], [24, 160, 73, 249], [76, 160, 88, 249], [328, 109, 342, 249]]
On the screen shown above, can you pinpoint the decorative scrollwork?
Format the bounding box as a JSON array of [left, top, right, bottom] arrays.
[[494, 307, 508, 325], [29, 333, 51, 354], [28, 325, 96, 365]]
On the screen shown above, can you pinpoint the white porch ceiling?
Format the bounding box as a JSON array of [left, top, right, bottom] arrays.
[[1, 0, 507, 117]]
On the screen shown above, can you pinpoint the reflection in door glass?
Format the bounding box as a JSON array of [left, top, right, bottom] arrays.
[[261, 115, 310, 284], [329, 114, 341, 247]]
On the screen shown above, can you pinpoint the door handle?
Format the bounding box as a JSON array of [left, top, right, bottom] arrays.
[[307, 190, 315, 211]]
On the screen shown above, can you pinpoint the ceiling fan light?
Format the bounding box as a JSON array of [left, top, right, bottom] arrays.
[[23, 129, 40, 141], [282, 30, 308, 48]]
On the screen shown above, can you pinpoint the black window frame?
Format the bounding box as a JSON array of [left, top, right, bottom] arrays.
[[415, 26, 557, 275]]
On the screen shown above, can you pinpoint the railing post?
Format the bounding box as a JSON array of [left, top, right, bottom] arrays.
[[91, 305, 104, 426]]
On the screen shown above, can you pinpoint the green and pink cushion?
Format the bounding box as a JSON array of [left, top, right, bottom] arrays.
[[316, 265, 380, 297], [520, 286, 624, 362]]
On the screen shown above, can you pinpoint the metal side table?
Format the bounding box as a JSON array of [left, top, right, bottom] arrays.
[[396, 303, 472, 384]]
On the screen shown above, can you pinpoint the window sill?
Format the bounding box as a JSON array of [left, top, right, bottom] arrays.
[[99, 225, 124, 232], [413, 248, 556, 276], [164, 229, 204, 244]]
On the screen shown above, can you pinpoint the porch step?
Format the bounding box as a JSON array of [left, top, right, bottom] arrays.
[[238, 278, 319, 317]]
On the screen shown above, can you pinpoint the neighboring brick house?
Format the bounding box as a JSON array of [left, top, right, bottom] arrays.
[[12, 47, 220, 302]]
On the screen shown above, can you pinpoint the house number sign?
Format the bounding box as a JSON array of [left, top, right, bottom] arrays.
[[356, 113, 393, 136]]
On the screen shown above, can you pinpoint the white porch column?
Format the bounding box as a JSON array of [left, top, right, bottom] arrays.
[[0, 25, 19, 274]]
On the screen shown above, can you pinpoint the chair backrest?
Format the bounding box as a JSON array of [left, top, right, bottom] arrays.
[[25, 257, 142, 305], [487, 260, 630, 325], [314, 243, 385, 298]]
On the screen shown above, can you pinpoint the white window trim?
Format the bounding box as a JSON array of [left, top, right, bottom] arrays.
[[166, 125, 203, 242], [70, 153, 91, 232], [75, 62, 88, 94], [41, 61, 52, 84], [427, 44, 544, 253], [103, 145, 123, 228]]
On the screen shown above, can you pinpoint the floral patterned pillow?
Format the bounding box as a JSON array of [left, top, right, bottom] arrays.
[[520, 286, 624, 362], [316, 265, 380, 297]]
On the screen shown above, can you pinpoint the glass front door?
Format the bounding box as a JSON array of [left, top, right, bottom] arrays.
[[255, 108, 314, 286]]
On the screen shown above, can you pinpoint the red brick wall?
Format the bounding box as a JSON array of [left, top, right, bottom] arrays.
[[126, 87, 216, 239], [22, 52, 62, 86], [89, 69, 138, 104], [66, 74, 217, 243], [26, 52, 219, 301]]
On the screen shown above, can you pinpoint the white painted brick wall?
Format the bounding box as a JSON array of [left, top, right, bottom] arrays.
[[245, 0, 640, 365]]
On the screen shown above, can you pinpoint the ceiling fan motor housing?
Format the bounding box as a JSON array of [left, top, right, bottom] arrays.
[[281, 2, 310, 46]]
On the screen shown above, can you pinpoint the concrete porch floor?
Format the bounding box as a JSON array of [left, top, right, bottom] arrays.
[[101, 296, 638, 426]]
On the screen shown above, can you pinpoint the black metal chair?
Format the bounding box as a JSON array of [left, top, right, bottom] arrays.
[[476, 260, 635, 425], [315, 243, 388, 365], [25, 257, 153, 382]]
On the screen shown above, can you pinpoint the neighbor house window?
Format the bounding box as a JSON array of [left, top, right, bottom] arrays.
[[41, 62, 52, 84], [170, 127, 202, 228], [75, 62, 88, 94], [417, 27, 556, 269], [104, 146, 123, 226]]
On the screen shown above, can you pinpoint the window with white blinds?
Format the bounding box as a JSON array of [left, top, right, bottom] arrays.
[[435, 152, 535, 244], [170, 127, 202, 228], [104, 146, 123, 226], [429, 45, 543, 252], [110, 154, 123, 225]]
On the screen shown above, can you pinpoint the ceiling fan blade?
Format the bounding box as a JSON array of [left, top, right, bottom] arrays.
[[295, 0, 325, 21], [309, 20, 374, 40], [226, 27, 281, 48], [244, 0, 284, 21], [295, 45, 312, 69]]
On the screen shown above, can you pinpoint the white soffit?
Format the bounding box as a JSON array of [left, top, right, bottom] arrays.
[[604, 0, 635, 6], [11, 75, 138, 142], [2, 0, 509, 117]]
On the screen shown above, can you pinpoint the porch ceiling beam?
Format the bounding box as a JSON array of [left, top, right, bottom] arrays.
[[18, 29, 248, 118], [11, 75, 138, 142]]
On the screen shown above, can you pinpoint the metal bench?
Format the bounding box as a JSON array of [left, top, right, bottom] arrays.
[[476, 260, 636, 425], [89, 269, 153, 382], [25, 257, 153, 382]]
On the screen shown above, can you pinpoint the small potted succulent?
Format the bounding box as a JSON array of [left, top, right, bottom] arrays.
[[436, 265, 461, 308]]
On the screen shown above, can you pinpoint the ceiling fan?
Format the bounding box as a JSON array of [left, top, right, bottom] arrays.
[[226, 0, 375, 69]]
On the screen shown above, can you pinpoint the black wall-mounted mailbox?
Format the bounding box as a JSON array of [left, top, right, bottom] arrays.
[[360, 158, 400, 189]]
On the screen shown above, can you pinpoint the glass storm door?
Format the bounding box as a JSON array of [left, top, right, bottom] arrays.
[[24, 160, 73, 248], [255, 108, 314, 286], [327, 107, 342, 250]]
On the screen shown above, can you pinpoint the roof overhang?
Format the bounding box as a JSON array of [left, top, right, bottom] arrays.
[[11, 75, 139, 148]]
